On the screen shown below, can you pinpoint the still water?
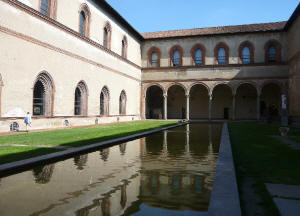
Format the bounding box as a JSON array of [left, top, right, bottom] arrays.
[[0, 123, 222, 216]]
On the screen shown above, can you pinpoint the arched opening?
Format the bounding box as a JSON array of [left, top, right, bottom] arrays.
[[236, 83, 257, 119], [100, 86, 109, 116], [79, 11, 86, 36], [261, 83, 281, 121], [121, 36, 127, 58], [167, 85, 186, 119], [74, 81, 88, 116], [212, 84, 233, 119], [103, 22, 112, 49], [190, 84, 209, 119], [33, 72, 54, 116], [146, 85, 164, 119], [119, 90, 126, 115]]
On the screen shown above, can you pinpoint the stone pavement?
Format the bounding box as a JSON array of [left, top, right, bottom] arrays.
[[265, 183, 300, 216]]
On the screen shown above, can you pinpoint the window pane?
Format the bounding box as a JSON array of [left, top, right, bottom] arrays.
[[103, 28, 108, 48], [268, 46, 277, 62], [195, 49, 202, 65], [173, 50, 181, 66], [242, 46, 251, 64], [79, 12, 86, 35], [75, 88, 81, 115], [40, 0, 49, 16], [151, 52, 158, 67], [218, 47, 226, 64]]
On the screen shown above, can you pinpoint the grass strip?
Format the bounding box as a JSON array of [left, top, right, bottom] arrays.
[[229, 122, 300, 216], [0, 121, 176, 165]]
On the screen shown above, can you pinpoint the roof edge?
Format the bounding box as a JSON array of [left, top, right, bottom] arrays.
[[284, 3, 300, 30]]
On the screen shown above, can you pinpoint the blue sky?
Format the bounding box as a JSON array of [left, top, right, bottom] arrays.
[[106, 0, 299, 33]]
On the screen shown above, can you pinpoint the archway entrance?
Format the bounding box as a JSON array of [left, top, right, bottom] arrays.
[[236, 83, 257, 119], [261, 83, 281, 121], [167, 85, 186, 119], [190, 84, 209, 119], [146, 85, 164, 119], [212, 84, 232, 119]]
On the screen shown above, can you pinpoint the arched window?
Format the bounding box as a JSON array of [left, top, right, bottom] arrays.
[[173, 50, 181, 66], [170, 45, 183, 67], [79, 11, 86, 36], [194, 49, 203, 65], [103, 22, 112, 49], [100, 86, 110, 116], [40, 0, 57, 18], [242, 46, 251, 64], [33, 72, 54, 116], [268, 46, 277, 62], [121, 36, 128, 58], [147, 46, 161, 67], [191, 44, 206, 66], [264, 40, 281, 63], [238, 41, 254, 64], [78, 4, 90, 37], [151, 52, 158, 67], [33, 81, 45, 116], [119, 90, 126, 115], [214, 42, 229, 65], [74, 81, 88, 116], [40, 0, 50, 16], [218, 48, 226, 64]]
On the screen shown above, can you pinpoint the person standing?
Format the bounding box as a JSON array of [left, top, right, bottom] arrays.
[[24, 112, 32, 132]]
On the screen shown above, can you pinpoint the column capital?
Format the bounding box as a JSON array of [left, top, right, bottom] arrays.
[[185, 94, 190, 98], [163, 93, 168, 98]]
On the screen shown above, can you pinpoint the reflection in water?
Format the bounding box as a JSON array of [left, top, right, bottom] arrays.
[[100, 148, 110, 161], [120, 182, 127, 209], [0, 123, 222, 216], [74, 154, 88, 170], [32, 164, 55, 184], [119, 143, 127, 155], [101, 196, 111, 216]]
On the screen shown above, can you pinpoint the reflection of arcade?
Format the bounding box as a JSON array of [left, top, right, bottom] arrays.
[[100, 148, 110, 161], [32, 164, 55, 184], [74, 154, 88, 170], [133, 124, 221, 212]]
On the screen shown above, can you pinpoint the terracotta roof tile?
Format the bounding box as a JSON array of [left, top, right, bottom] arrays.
[[142, 21, 287, 39]]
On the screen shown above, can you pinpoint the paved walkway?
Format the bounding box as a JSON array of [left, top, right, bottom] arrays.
[[265, 183, 300, 216], [270, 135, 300, 150]]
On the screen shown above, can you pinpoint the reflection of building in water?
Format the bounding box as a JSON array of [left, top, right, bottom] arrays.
[[100, 148, 110, 161], [74, 154, 88, 170], [32, 164, 55, 184], [119, 143, 127, 155]]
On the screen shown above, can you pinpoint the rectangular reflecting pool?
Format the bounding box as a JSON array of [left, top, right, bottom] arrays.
[[0, 123, 222, 216]]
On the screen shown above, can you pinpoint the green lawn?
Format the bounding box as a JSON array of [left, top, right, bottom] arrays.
[[0, 121, 176, 164], [229, 122, 300, 216]]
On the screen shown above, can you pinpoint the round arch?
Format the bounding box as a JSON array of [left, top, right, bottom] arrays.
[[189, 83, 210, 119], [166, 83, 187, 95], [260, 82, 282, 121], [146, 85, 164, 119], [167, 84, 186, 119], [236, 83, 258, 119], [212, 83, 233, 119]]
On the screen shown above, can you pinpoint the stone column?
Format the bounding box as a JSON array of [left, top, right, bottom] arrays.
[[185, 124, 190, 153], [163, 93, 168, 120], [163, 130, 168, 152], [232, 93, 236, 120], [257, 93, 261, 120], [209, 94, 213, 121], [142, 94, 146, 120], [186, 94, 190, 120]]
